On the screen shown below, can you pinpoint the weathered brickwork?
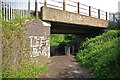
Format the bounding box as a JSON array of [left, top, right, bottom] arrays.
[[25, 20, 51, 58]]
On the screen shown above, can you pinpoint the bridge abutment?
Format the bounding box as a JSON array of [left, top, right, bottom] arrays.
[[25, 20, 51, 58], [75, 34, 86, 52], [75, 32, 103, 52]]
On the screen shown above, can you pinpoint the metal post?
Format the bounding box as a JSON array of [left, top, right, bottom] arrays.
[[22, 0, 24, 17], [106, 12, 108, 20], [11, 0, 12, 20], [65, 46, 70, 56], [28, 0, 30, 16], [25, 1, 27, 17], [4, 0, 5, 20], [0, 0, 1, 77], [98, 9, 100, 19], [44, 0, 47, 7], [78, 2, 80, 14], [20, 0, 22, 18], [6, 0, 8, 21], [16, 0, 18, 17], [113, 14, 115, 22], [0, 0, 2, 19], [35, 0, 38, 18], [18, 0, 20, 17], [23, 10, 24, 18], [13, 0, 14, 19], [9, 0, 10, 20], [89, 6, 91, 16], [63, 0, 66, 11]]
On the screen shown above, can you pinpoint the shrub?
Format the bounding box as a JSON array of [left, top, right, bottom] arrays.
[[77, 30, 120, 78]]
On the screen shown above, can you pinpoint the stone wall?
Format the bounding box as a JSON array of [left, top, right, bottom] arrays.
[[25, 20, 51, 58]]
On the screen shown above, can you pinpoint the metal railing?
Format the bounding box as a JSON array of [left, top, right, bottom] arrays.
[[0, 0, 108, 21], [109, 12, 120, 22], [0, 0, 29, 21], [42, 0, 108, 20]]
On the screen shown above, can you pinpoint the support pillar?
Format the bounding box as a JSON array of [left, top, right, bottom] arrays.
[[75, 35, 86, 51], [25, 20, 51, 58], [75, 32, 102, 52], [65, 46, 70, 56]]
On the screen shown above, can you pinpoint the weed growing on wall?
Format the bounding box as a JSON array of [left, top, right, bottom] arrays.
[[2, 17, 47, 78]]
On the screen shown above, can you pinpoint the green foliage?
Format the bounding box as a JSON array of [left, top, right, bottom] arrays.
[[50, 34, 64, 50], [64, 34, 75, 40], [58, 40, 75, 49], [2, 17, 47, 78], [2, 62, 48, 78], [109, 21, 120, 29], [45, 62, 51, 66], [26, 16, 36, 20], [12, 17, 26, 24], [77, 30, 120, 78], [50, 34, 76, 50]]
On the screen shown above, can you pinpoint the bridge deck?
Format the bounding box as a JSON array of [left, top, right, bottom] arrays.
[[41, 7, 108, 28]]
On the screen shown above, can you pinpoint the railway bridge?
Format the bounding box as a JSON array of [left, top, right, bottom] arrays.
[[0, 0, 108, 57]]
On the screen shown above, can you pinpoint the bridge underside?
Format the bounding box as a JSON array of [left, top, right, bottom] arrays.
[[50, 21, 105, 34]]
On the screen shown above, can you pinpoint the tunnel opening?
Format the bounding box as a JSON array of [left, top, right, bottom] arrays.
[[50, 34, 77, 57]]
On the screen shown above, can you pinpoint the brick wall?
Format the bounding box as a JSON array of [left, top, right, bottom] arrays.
[[25, 20, 51, 58]]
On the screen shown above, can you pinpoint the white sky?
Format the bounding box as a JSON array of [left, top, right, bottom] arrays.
[[2, 0, 120, 13], [78, 0, 120, 13]]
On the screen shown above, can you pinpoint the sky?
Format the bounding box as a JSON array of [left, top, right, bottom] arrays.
[[2, 0, 120, 13], [78, 0, 120, 13]]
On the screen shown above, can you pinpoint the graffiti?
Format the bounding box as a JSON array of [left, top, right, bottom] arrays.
[[29, 36, 49, 57], [65, 13, 86, 21]]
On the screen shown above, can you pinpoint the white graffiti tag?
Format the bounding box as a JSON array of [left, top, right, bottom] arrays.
[[29, 36, 48, 57]]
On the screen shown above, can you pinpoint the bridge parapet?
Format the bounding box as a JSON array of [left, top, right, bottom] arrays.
[[41, 0, 108, 20], [0, 0, 108, 21], [41, 6, 108, 28]]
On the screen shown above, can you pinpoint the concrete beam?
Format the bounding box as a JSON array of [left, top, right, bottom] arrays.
[[41, 7, 108, 28], [51, 21, 105, 34]]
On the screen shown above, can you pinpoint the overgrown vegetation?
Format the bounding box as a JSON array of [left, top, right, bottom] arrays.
[[50, 34, 76, 53], [77, 30, 120, 78], [2, 17, 47, 78], [108, 12, 120, 30], [109, 21, 120, 29], [50, 34, 64, 47]]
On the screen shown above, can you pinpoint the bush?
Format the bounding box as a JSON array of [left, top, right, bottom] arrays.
[[77, 30, 120, 78]]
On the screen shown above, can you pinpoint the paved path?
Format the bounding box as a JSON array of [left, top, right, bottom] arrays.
[[39, 55, 91, 78]]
